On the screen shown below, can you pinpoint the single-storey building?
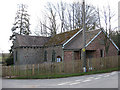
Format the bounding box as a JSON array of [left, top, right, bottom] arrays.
[[13, 29, 119, 65]]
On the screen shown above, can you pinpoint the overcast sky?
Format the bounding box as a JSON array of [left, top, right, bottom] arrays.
[[0, 0, 119, 53]]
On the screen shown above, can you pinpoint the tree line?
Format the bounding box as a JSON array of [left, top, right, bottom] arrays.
[[35, 2, 101, 36], [10, 2, 120, 53]]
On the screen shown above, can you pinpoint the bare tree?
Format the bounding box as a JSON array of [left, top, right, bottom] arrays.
[[67, 7, 72, 30], [35, 18, 48, 36], [54, 1, 67, 33], [97, 7, 102, 28], [46, 3, 58, 36], [36, 1, 102, 36], [100, 5, 116, 55], [72, 2, 75, 29], [36, 3, 58, 36], [66, 2, 100, 31]]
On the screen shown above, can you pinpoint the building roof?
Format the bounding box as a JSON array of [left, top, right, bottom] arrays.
[[16, 34, 49, 47], [15, 29, 119, 51], [44, 28, 80, 46], [15, 29, 101, 47], [14, 28, 119, 51], [85, 30, 101, 46], [63, 29, 101, 49]]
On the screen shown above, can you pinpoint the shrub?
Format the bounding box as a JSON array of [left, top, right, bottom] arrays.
[[5, 55, 14, 66]]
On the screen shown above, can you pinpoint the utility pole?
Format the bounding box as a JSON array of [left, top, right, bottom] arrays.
[[82, 0, 87, 72]]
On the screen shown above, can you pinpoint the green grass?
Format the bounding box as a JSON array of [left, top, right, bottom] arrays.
[[10, 67, 119, 79]]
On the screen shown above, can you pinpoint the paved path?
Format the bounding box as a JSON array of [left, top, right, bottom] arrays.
[[2, 71, 119, 88]]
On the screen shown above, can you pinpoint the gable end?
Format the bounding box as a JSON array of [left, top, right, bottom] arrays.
[[85, 31, 102, 47], [62, 29, 83, 48]]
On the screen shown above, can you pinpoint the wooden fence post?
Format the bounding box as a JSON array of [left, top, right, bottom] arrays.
[[13, 65, 15, 76], [17, 65, 19, 76], [26, 65, 29, 76], [24, 65, 26, 76], [2, 66, 4, 77], [32, 64, 34, 75], [9, 66, 11, 78], [38, 64, 39, 75]]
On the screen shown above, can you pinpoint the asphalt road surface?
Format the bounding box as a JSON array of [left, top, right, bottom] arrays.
[[2, 71, 119, 88]]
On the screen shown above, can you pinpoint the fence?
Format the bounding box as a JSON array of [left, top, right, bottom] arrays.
[[2, 56, 119, 78]]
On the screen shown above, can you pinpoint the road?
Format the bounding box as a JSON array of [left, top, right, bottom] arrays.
[[2, 71, 119, 88]]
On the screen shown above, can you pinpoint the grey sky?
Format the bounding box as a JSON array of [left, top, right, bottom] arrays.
[[0, 0, 119, 53]]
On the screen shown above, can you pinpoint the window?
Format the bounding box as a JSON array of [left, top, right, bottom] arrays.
[[15, 50, 17, 61], [100, 50, 104, 57], [44, 50, 47, 62], [57, 56, 62, 62], [52, 50, 56, 62]]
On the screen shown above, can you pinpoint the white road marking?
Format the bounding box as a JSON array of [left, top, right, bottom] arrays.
[[86, 77, 94, 79], [58, 82, 71, 85], [75, 79, 83, 81], [69, 82, 81, 85], [110, 72, 117, 75], [94, 77, 101, 80], [58, 72, 114, 86], [98, 75, 103, 76], [104, 75, 110, 77], [82, 79, 91, 82]]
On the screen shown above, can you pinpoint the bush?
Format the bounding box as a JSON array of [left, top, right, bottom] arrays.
[[5, 55, 14, 66]]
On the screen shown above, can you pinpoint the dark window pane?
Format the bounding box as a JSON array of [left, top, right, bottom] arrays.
[[52, 50, 56, 62], [44, 50, 47, 62]]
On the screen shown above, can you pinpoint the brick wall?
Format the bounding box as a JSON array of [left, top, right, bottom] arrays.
[[63, 32, 118, 61], [86, 32, 118, 57], [64, 51, 73, 62]]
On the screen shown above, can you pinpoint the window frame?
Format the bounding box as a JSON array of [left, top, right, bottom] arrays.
[[100, 49, 104, 57], [52, 50, 56, 62]]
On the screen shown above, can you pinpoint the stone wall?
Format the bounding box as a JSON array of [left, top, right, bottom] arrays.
[[44, 45, 63, 62], [14, 45, 63, 65], [15, 47, 44, 65]]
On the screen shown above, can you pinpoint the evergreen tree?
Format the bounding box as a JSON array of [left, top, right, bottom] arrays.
[[10, 4, 31, 53]]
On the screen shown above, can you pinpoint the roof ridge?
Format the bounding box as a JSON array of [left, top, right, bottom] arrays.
[[55, 28, 80, 35], [85, 29, 101, 32], [17, 34, 49, 38]]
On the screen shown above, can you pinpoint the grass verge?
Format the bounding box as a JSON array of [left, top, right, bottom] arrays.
[[10, 67, 119, 79]]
